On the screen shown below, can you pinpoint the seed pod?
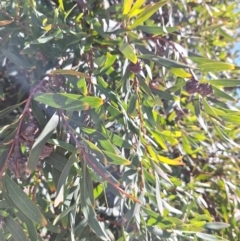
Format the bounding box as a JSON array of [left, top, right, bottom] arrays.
[[129, 61, 142, 73], [21, 116, 39, 142], [198, 83, 213, 96], [185, 80, 199, 94], [40, 145, 53, 160], [49, 75, 65, 91], [8, 152, 27, 178]]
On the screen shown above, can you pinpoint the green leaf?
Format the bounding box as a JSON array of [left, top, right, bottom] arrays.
[[202, 99, 220, 120], [0, 100, 25, 119], [119, 42, 137, 64], [198, 23, 225, 33], [139, 54, 193, 69], [196, 232, 222, 241], [106, 130, 132, 149], [150, 87, 174, 100], [47, 139, 76, 153], [76, 124, 116, 153], [0, 48, 33, 69], [4, 216, 30, 241], [128, 94, 137, 116], [150, 130, 168, 151], [4, 175, 47, 226], [27, 112, 59, 174], [204, 222, 230, 230], [171, 68, 191, 78], [137, 26, 179, 36], [212, 86, 236, 101], [34, 93, 104, 111], [214, 124, 240, 148], [102, 150, 131, 165], [129, 1, 168, 30], [81, 160, 110, 241], [138, 75, 154, 97], [53, 203, 79, 225], [80, 137, 107, 165], [54, 151, 77, 207], [209, 79, 240, 87], [15, 211, 38, 241], [50, 69, 90, 79], [44, 153, 69, 172], [190, 57, 235, 72], [151, 160, 172, 184]]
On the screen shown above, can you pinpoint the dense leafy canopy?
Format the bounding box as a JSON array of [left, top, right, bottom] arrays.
[[0, 0, 240, 240]]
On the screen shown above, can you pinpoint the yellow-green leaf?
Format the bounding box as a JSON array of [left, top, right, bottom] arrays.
[[158, 155, 184, 166], [202, 99, 220, 120], [123, 0, 133, 15], [129, 1, 168, 30], [58, 0, 64, 10], [171, 68, 191, 78], [50, 69, 90, 78], [102, 150, 131, 165], [34, 93, 104, 111], [129, 8, 145, 18], [119, 42, 138, 63], [130, 0, 146, 12], [190, 57, 235, 72]]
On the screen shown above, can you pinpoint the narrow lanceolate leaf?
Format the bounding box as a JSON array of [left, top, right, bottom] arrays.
[[80, 137, 107, 165], [0, 100, 26, 119], [147, 146, 184, 165], [196, 232, 222, 241], [198, 62, 235, 72], [189, 57, 235, 72], [5, 216, 30, 241], [119, 42, 137, 64], [202, 99, 220, 120], [84, 151, 140, 203], [81, 160, 110, 241], [209, 79, 240, 87], [77, 124, 116, 153], [130, 0, 146, 13], [171, 68, 191, 78], [54, 151, 77, 207], [123, 0, 133, 15], [34, 93, 104, 111], [204, 222, 230, 230], [129, 1, 168, 29], [4, 175, 47, 226], [0, 49, 32, 69], [53, 203, 79, 225], [137, 26, 179, 35], [151, 160, 172, 185], [27, 113, 59, 174], [50, 69, 90, 79], [158, 155, 184, 166], [139, 54, 192, 69], [212, 86, 236, 101], [102, 150, 131, 165], [15, 211, 38, 241]]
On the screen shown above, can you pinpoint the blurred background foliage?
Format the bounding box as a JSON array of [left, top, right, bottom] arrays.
[[0, 0, 240, 240]]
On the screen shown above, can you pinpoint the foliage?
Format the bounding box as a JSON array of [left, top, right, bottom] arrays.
[[0, 0, 240, 240]]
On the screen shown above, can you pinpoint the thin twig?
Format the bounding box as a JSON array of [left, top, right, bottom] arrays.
[[0, 77, 49, 179]]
